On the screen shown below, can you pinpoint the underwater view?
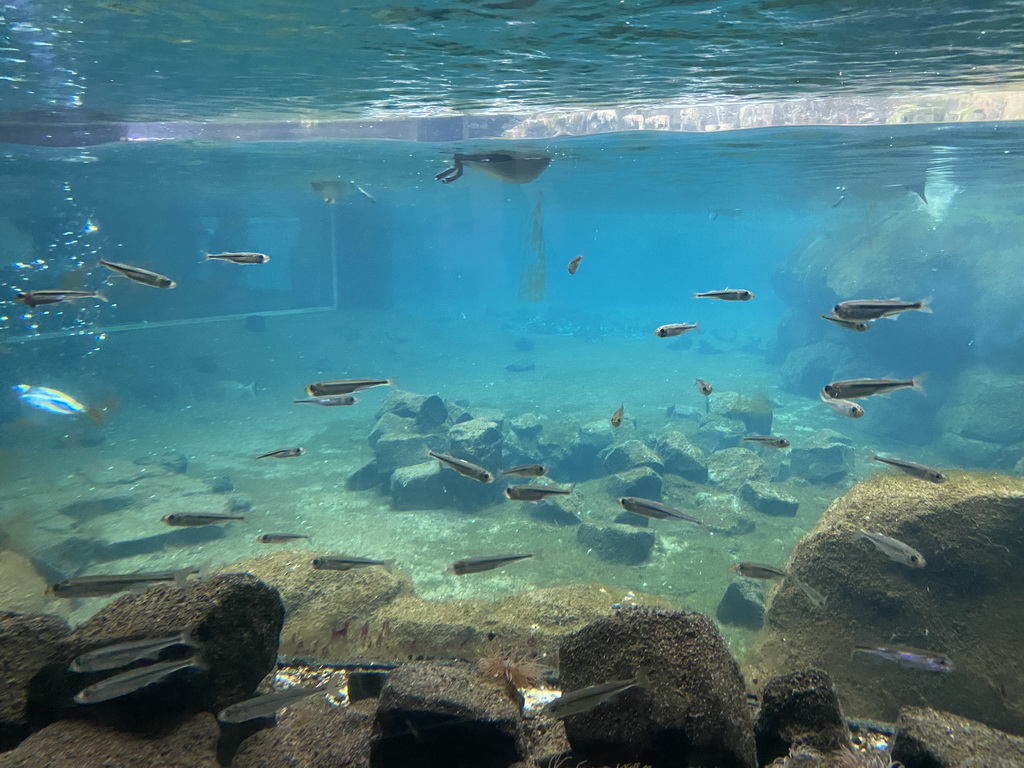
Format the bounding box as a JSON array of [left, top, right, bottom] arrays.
[[3, 2, 1024, 767]]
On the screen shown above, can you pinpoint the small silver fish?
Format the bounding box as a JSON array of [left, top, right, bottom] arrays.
[[820, 314, 870, 332], [98, 259, 177, 289], [819, 389, 864, 418], [742, 435, 790, 449], [500, 464, 548, 478], [74, 656, 203, 704], [504, 485, 571, 502], [428, 451, 494, 483], [217, 686, 322, 723], [16, 289, 108, 308], [293, 395, 359, 406], [204, 252, 270, 265], [306, 379, 392, 396], [693, 289, 755, 301], [448, 554, 533, 575], [161, 513, 245, 527], [541, 674, 646, 719], [823, 377, 924, 399], [312, 555, 391, 571], [70, 630, 196, 673], [256, 447, 306, 459], [732, 562, 787, 580], [709, 208, 743, 219], [695, 378, 713, 396], [567, 254, 583, 274], [654, 322, 698, 338], [833, 298, 932, 321], [50, 567, 199, 598], [610, 403, 624, 427], [857, 530, 926, 568], [617, 497, 703, 525], [870, 455, 947, 484], [258, 533, 311, 544], [793, 578, 827, 609], [852, 645, 953, 673]]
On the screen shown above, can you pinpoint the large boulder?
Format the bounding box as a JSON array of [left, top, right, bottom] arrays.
[[754, 669, 849, 764], [892, 706, 1024, 768], [557, 607, 756, 768], [715, 580, 766, 631], [390, 462, 449, 510], [788, 429, 853, 484], [604, 467, 662, 500], [371, 662, 525, 768], [751, 472, 1024, 733], [654, 431, 708, 482], [602, 440, 664, 475], [707, 447, 769, 491], [576, 524, 655, 566], [0, 612, 70, 748], [448, 419, 503, 472], [376, 390, 450, 434], [27, 573, 284, 728], [561, 421, 615, 480], [941, 365, 1024, 467]]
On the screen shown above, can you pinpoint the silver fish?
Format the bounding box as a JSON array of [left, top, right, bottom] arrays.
[[305, 379, 392, 396], [70, 630, 196, 673], [819, 389, 864, 418], [742, 435, 790, 449], [732, 562, 787, 580], [98, 259, 177, 289], [567, 254, 583, 274], [217, 686, 322, 723], [428, 451, 494, 483], [504, 485, 571, 502], [448, 554, 533, 575], [74, 657, 203, 704], [258, 533, 311, 544], [820, 314, 870, 332], [256, 447, 305, 459], [654, 322, 698, 338], [293, 395, 359, 406], [852, 645, 953, 673], [161, 513, 245, 527], [793, 578, 827, 609], [204, 252, 270, 265], [823, 377, 924, 399], [312, 555, 391, 571], [833, 298, 932, 321], [541, 675, 645, 719], [500, 464, 548, 478], [871, 455, 947, 484], [858, 530, 926, 568], [617, 497, 703, 525], [50, 568, 199, 598], [693, 289, 755, 301], [16, 289, 108, 308]]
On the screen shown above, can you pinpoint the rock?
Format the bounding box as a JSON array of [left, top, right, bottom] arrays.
[[0, 551, 67, 618], [390, 462, 449, 510], [654, 431, 708, 482], [0, 713, 220, 768], [740, 481, 799, 516], [604, 466, 662, 500], [509, 413, 542, 440], [692, 416, 747, 455], [708, 392, 774, 434], [602, 440, 664, 475], [376, 390, 450, 434], [371, 662, 525, 767], [558, 607, 756, 767], [0, 612, 70, 747], [347, 672, 387, 703], [369, 412, 417, 448], [443, 399, 474, 425], [788, 430, 854, 484], [613, 511, 648, 527], [134, 450, 188, 475], [374, 432, 444, 474], [715, 580, 766, 630], [707, 447, 769, 490], [943, 365, 1024, 446], [562, 421, 615, 480], [779, 342, 855, 395], [232, 697, 373, 768], [448, 419, 503, 471], [576, 524, 655, 565], [750, 472, 1024, 732], [27, 573, 283, 728], [891, 706, 1024, 768], [755, 669, 849, 764], [346, 461, 381, 491], [527, 497, 581, 526]]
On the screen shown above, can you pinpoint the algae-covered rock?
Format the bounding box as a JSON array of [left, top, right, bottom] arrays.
[[376, 390, 449, 434], [750, 471, 1024, 733], [0, 612, 69, 746], [390, 461, 448, 510], [755, 669, 849, 764], [740, 480, 799, 516], [709, 392, 774, 435], [604, 466, 662, 499], [891, 706, 1024, 768], [788, 429, 853, 484], [562, 420, 616, 480], [576, 523, 654, 565], [654, 431, 708, 482], [716, 580, 766, 630], [602, 439, 664, 475], [707, 447, 769, 490], [557, 607, 756, 767], [693, 416, 747, 455]]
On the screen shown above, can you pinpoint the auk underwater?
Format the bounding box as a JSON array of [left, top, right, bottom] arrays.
[[2, 2, 1024, 767]]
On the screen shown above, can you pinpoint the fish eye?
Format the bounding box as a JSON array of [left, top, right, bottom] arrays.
[[312, 558, 322, 567], [910, 555, 919, 563]]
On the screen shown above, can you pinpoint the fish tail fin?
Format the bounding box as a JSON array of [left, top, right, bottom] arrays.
[[917, 296, 933, 314], [247, 382, 258, 397], [912, 373, 928, 394], [95, 291, 109, 303], [635, 667, 653, 690], [693, 322, 701, 333]]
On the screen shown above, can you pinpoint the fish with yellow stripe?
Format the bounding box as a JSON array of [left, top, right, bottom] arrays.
[[12, 384, 109, 424]]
